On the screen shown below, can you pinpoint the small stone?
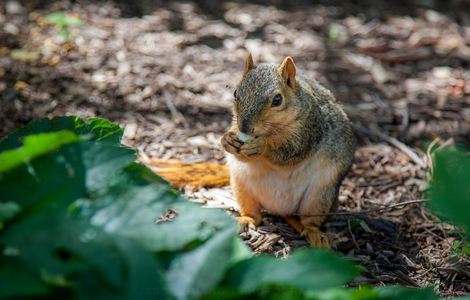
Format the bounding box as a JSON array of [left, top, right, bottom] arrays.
[[6, 1, 23, 14], [91, 72, 106, 83], [432, 67, 451, 79], [187, 136, 207, 146], [4, 23, 19, 35], [370, 62, 388, 84], [14, 80, 29, 90], [123, 123, 138, 140], [424, 9, 446, 23], [141, 86, 153, 99], [116, 50, 126, 61]]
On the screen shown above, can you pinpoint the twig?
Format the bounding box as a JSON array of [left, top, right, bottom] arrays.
[[347, 219, 359, 248], [438, 267, 470, 279], [354, 125, 427, 169], [296, 199, 428, 217], [163, 94, 189, 129], [426, 137, 454, 177], [425, 137, 440, 175], [385, 135, 426, 168]]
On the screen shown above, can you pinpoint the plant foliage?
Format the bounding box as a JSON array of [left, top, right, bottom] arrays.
[[45, 12, 82, 41], [429, 146, 470, 233]]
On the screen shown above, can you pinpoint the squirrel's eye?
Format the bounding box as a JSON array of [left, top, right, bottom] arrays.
[[272, 94, 282, 107]]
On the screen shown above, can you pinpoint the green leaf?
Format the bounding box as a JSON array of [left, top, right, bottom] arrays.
[[1, 211, 170, 299], [0, 259, 50, 299], [57, 27, 70, 41], [0, 116, 123, 152], [309, 286, 377, 300], [376, 286, 437, 300], [0, 130, 79, 173], [204, 285, 309, 300], [166, 226, 240, 300], [224, 249, 361, 294], [80, 142, 135, 192], [46, 12, 82, 27], [0, 201, 21, 222], [429, 147, 470, 232], [258, 286, 308, 300], [304, 286, 437, 300]]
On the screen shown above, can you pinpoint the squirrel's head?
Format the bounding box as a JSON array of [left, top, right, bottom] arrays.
[[232, 54, 303, 139]]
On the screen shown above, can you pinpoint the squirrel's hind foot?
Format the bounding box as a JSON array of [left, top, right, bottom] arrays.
[[285, 216, 330, 248], [301, 226, 330, 249]]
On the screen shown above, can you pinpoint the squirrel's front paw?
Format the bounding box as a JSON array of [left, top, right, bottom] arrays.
[[221, 132, 265, 159], [221, 131, 243, 155], [239, 138, 265, 158]]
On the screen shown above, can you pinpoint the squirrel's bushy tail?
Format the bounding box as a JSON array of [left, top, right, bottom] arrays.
[[146, 159, 229, 189]]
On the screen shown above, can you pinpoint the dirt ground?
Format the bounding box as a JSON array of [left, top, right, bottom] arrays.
[[1, 0, 469, 297]]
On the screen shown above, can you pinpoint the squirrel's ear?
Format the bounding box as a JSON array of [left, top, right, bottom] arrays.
[[242, 53, 255, 78], [278, 56, 296, 89]]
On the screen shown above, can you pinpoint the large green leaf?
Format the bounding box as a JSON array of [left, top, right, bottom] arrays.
[[167, 226, 249, 300], [0, 117, 237, 245], [1, 211, 170, 299], [224, 249, 361, 294], [429, 147, 470, 232], [80, 141, 135, 192], [0, 259, 50, 299], [0, 119, 171, 298], [0, 116, 242, 298], [0, 117, 236, 252]]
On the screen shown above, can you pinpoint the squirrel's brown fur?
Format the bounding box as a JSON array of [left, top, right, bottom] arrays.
[[221, 54, 356, 248]]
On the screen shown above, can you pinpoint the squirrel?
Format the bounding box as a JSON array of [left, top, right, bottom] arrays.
[[220, 54, 356, 248]]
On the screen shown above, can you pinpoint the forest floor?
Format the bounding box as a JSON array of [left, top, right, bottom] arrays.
[[1, 0, 469, 297]]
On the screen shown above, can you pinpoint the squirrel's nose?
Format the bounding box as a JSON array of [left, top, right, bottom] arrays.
[[239, 119, 251, 134]]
